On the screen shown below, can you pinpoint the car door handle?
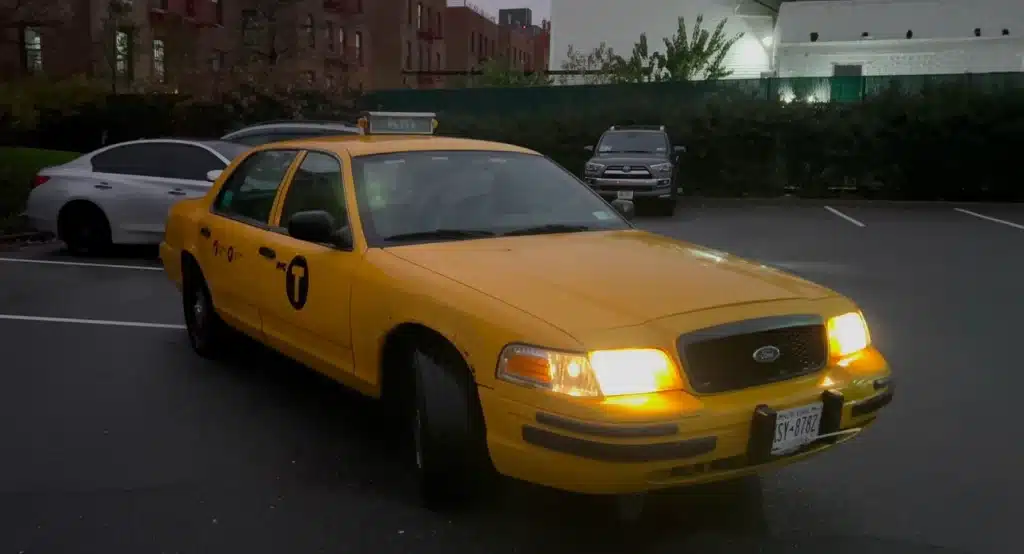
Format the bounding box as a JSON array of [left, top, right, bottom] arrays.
[[168, 189, 187, 196], [258, 246, 276, 259], [94, 183, 112, 190], [199, 227, 211, 238]]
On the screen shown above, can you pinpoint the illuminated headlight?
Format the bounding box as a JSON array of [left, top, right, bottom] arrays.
[[584, 162, 605, 173], [649, 162, 673, 174], [496, 344, 682, 397], [827, 312, 871, 357]]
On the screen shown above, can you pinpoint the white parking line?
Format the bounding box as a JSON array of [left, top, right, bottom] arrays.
[[824, 206, 866, 227], [954, 208, 1024, 230], [0, 257, 162, 271], [0, 314, 184, 329]]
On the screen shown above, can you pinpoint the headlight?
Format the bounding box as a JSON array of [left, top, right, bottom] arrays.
[[584, 162, 605, 173], [649, 162, 673, 173], [827, 312, 871, 357], [496, 344, 682, 397]]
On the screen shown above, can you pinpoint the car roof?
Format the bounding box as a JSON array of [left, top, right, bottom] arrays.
[[250, 135, 539, 157], [223, 121, 361, 135]]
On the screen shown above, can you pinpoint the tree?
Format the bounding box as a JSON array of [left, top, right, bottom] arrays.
[[469, 58, 550, 88], [608, 34, 660, 83], [0, 0, 71, 37], [556, 43, 619, 85], [93, 0, 140, 93], [654, 15, 743, 81]]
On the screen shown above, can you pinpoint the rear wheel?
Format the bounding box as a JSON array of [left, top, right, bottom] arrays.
[[408, 343, 493, 509], [182, 261, 229, 358], [58, 202, 111, 255]]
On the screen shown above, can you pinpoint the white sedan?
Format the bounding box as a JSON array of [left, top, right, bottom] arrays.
[[24, 138, 248, 254]]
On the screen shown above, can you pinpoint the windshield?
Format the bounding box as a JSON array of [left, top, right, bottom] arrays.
[[351, 151, 630, 246], [596, 131, 669, 154], [203, 141, 250, 161]]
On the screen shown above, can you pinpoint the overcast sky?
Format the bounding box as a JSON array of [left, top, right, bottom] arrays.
[[448, 0, 551, 22]]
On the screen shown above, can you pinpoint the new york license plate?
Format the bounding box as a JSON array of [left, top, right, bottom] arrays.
[[772, 402, 823, 455]]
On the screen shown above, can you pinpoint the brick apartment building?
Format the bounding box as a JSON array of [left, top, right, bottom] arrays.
[[1, 0, 549, 92]]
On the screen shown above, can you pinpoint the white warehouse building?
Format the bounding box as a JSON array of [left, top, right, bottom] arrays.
[[549, 0, 778, 80], [549, 0, 1024, 82]]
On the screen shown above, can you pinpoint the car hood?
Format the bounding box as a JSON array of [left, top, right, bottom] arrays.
[[590, 154, 668, 165], [384, 230, 834, 336]]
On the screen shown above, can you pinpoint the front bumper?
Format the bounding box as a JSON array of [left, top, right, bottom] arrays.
[[584, 177, 675, 199], [480, 373, 893, 495]]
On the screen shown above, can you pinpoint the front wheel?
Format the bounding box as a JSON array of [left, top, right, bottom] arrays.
[[410, 346, 492, 509]]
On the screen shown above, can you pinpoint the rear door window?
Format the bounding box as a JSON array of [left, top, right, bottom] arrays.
[[91, 144, 165, 176], [212, 149, 299, 225]]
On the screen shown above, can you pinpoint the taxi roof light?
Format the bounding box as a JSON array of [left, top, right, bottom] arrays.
[[360, 111, 438, 136]]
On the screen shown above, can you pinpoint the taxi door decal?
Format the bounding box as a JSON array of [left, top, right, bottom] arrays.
[[286, 255, 310, 310]]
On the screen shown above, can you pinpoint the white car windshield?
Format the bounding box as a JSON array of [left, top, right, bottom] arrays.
[[351, 150, 630, 246]]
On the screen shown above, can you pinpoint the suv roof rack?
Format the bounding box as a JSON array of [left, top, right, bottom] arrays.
[[608, 124, 666, 131]]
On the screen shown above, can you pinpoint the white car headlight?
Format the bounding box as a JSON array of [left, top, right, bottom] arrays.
[[496, 344, 683, 397], [584, 162, 605, 173], [649, 162, 673, 173], [827, 311, 871, 357]]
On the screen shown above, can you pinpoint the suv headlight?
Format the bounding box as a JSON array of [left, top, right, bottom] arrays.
[[827, 312, 871, 357], [649, 162, 673, 174], [584, 162, 605, 173], [496, 344, 683, 397]]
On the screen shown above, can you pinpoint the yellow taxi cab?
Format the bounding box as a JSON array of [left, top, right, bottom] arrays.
[[159, 111, 893, 511]]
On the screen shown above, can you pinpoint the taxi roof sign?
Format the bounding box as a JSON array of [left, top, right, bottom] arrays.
[[359, 111, 438, 136]]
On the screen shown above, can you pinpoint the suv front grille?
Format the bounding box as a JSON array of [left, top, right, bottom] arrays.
[[677, 315, 828, 394], [602, 166, 652, 178]]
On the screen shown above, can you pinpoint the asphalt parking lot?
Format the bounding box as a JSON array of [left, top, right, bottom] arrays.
[[1, 202, 1021, 554]]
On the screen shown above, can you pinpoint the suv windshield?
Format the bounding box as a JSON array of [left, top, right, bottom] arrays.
[[596, 131, 669, 154], [351, 151, 630, 246]]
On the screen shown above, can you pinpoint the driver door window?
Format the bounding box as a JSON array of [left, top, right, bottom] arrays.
[[278, 151, 348, 235], [212, 149, 299, 225]]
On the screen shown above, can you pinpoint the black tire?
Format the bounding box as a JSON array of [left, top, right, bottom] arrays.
[[58, 202, 111, 255], [410, 344, 492, 509], [182, 262, 229, 358]]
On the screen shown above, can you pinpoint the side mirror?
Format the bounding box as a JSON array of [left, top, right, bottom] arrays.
[[610, 199, 635, 221], [287, 210, 351, 248], [206, 169, 223, 182], [584, 145, 594, 152]]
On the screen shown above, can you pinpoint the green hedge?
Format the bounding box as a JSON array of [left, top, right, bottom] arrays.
[[433, 86, 1024, 201], [0, 147, 79, 232]]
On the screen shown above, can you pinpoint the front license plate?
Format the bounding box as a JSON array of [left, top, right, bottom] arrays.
[[617, 190, 634, 200], [771, 402, 823, 455]]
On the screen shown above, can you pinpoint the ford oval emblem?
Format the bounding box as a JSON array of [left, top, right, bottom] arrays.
[[752, 345, 781, 363]]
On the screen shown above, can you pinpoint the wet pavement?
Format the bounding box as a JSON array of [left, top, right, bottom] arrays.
[[1, 203, 1020, 554]]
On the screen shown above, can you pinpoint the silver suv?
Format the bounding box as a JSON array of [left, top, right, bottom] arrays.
[[581, 125, 685, 216]]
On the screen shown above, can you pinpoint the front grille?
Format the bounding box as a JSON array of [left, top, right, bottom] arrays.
[[603, 166, 652, 178], [677, 315, 828, 394]]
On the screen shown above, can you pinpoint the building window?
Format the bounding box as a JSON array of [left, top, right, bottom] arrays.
[[354, 32, 363, 65], [339, 28, 346, 49], [326, 21, 335, 51], [152, 39, 165, 83], [436, 13, 442, 36], [115, 29, 133, 78], [405, 41, 411, 69], [303, 14, 315, 48], [470, 32, 475, 52], [406, 0, 411, 24], [185, 0, 196, 17], [436, 52, 441, 69], [214, 0, 223, 25], [304, 71, 315, 84], [210, 51, 224, 72], [416, 3, 423, 29], [327, 75, 335, 88], [22, 26, 43, 74]]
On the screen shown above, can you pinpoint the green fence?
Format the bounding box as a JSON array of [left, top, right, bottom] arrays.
[[358, 72, 1024, 118]]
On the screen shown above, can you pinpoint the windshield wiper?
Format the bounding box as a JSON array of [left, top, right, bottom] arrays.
[[381, 228, 496, 242], [502, 224, 592, 236]]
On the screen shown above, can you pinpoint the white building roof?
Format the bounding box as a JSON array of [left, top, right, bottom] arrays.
[[777, 0, 1024, 43]]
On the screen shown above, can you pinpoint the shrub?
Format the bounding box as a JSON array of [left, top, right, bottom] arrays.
[[0, 147, 80, 232]]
